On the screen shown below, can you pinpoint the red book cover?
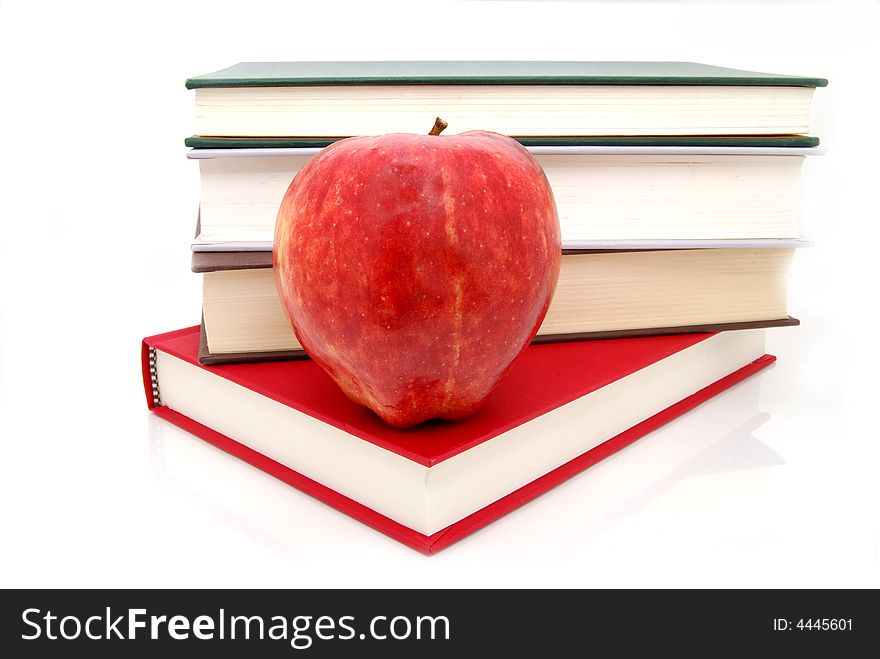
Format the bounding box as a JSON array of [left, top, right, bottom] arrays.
[[142, 326, 774, 554]]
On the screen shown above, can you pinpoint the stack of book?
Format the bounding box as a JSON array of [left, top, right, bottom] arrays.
[[143, 61, 825, 553]]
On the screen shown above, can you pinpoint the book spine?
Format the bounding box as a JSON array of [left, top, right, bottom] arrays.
[[141, 339, 162, 410], [148, 348, 162, 407]]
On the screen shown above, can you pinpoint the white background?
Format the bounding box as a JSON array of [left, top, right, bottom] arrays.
[[0, 0, 877, 588]]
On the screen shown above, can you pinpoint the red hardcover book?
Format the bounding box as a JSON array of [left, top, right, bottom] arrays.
[[142, 326, 774, 554]]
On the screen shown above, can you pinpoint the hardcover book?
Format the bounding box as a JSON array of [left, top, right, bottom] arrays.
[[190, 145, 818, 248], [194, 246, 799, 363], [186, 61, 826, 138], [143, 326, 774, 553]]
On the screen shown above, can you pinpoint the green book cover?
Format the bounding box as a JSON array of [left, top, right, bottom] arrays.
[[186, 61, 827, 89], [185, 135, 821, 149]]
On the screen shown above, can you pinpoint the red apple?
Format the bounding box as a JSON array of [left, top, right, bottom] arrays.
[[274, 119, 561, 428]]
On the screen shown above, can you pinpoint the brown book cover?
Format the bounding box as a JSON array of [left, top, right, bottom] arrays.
[[192, 250, 274, 273]]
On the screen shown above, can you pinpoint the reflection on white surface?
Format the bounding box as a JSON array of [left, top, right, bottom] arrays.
[[569, 413, 778, 543], [146, 370, 781, 556], [146, 413, 368, 558]]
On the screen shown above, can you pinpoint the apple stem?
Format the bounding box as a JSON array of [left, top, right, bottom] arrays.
[[428, 117, 448, 136]]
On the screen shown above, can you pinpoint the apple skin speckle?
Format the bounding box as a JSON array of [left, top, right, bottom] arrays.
[[274, 130, 561, 429]]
